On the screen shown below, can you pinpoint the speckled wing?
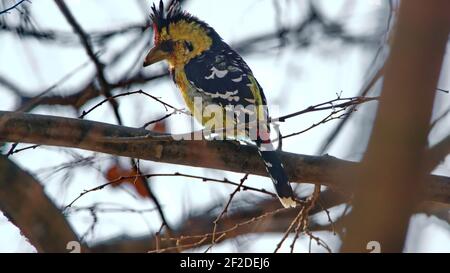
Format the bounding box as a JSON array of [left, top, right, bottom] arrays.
[[184, 46, 295, 207], [184, 46, 267, 112]]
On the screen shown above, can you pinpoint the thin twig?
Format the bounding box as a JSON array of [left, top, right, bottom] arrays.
[[272, 96, 378, 123], [318, 68, 384, 153], [131, 159, 173, 232], [151, 207, 287, 253], [289, 185, 321, 253], [54, 0, 123, 125], [64, 172, 275, 209], [79, 90, 187, 119], [280, 109, 350, 141], [0, 0, 28, 15], [206, 174, 249, 252], [319, 201, 337, 236], [142, 111, 178, 129], [274, 184, 321, 253]]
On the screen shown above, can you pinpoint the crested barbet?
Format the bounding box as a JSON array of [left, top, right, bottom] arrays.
[[143, 0, 297, 208]]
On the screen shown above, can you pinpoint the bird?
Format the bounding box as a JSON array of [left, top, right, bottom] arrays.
[[143, 0, 297, 208]]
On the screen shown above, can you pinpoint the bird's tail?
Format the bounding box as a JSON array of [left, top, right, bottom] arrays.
[[256, 135, 297, 208]]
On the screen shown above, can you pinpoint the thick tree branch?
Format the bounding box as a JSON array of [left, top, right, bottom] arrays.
[[341, 0, 450, 252], [0, 155, 81, 252], [0, 111, 449, 205]]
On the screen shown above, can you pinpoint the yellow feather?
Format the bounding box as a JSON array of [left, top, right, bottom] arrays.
[[247, 75, 267, 123], [173, 70, 195, 112], [159, 20, 212, 69]]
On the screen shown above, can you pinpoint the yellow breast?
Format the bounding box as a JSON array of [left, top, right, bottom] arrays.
[[173, 69, 205, 125], [173, 69, 235, 133], [173, 70, 194, 111]]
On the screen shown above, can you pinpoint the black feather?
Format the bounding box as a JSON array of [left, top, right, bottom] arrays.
[[151, 0, 211, 34], [184, 47, 257, 108]]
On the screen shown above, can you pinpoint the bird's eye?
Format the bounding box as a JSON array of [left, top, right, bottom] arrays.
[[184, 41, 194, 52], [160, 40, 174, 52]]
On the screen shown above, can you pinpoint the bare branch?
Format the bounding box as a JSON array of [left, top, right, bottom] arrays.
[[427, 135, 450, 172], [0, 111, 448, 205], [272, 96, 378, 123], [0, 0, 28, 15], [318, 64, 385, 153], [54, 0, 122, 125]]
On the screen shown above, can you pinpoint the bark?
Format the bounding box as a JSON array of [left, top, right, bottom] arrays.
[[341, 0, 450, 252]]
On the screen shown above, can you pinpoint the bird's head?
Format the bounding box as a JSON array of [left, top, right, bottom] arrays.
[[144, 0, 218, 69]]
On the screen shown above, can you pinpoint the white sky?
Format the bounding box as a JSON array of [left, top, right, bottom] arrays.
[[0, 0, 449, 253]]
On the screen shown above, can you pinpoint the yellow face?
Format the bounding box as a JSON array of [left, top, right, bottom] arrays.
[[143, 20, 213, 69]]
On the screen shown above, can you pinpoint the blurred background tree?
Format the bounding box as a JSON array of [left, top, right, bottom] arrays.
[[0, 0, 449, 252]]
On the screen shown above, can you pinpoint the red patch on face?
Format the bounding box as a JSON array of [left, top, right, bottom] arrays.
[[152, 23, 160, 43], [257, 128, 271, 144]]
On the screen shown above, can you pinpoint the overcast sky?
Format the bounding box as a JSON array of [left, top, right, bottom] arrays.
[[0, 0, 449, 252]]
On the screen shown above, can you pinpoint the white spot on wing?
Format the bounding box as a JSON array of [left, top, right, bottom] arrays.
[[199, 89, 240, 102], [205, 66, 228, 79], [241, 108, 255, 114], [232, 75, 243, 82]]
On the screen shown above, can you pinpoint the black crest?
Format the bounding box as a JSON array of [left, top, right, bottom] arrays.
[[150, 1, 190, 33], [150, 0, 219, 42]]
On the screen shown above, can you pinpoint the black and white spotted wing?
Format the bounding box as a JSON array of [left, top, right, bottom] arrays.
[[184, 45, 296, 207], [184, 46, 267, 111]]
